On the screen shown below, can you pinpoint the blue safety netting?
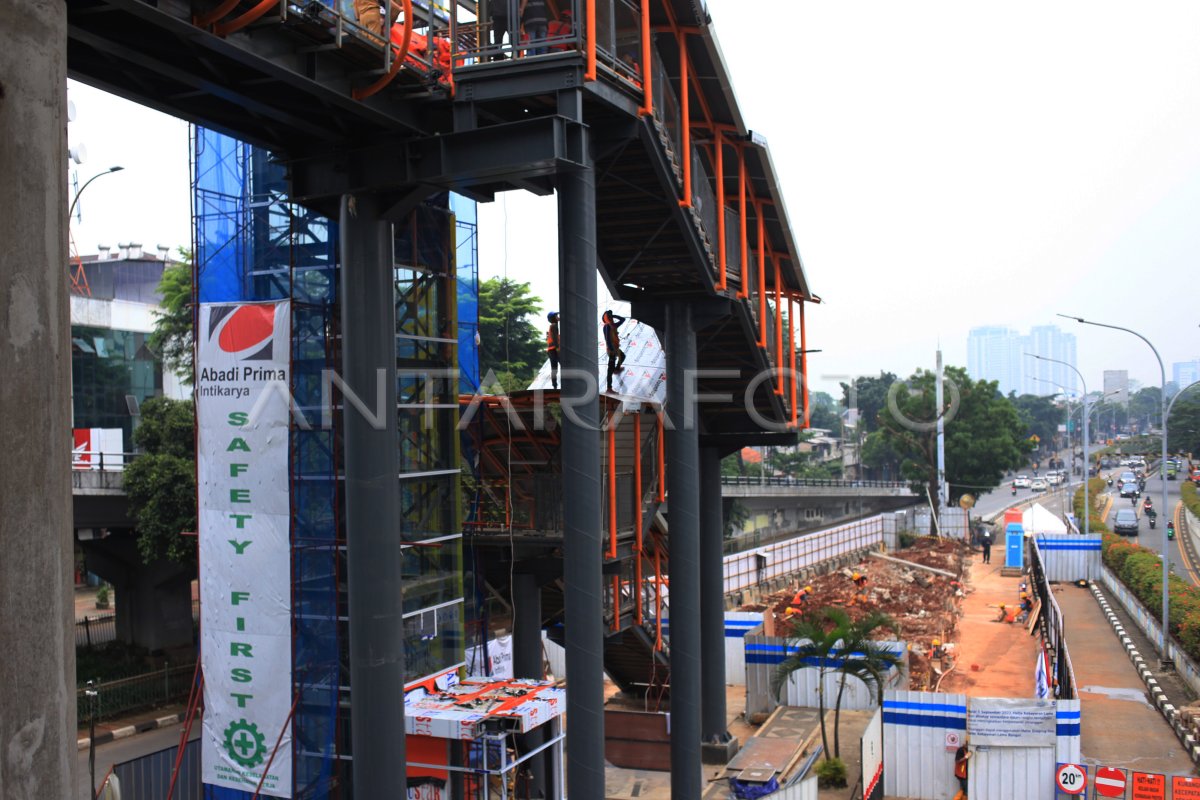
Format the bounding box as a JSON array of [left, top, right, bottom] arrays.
[[194, 126, 340, 799], [451, 193, 480, 394]]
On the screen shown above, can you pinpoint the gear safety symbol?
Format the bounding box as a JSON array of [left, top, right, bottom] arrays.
[[223, 718, 267, 769]]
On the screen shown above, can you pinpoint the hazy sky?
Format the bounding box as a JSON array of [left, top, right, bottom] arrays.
[[68, 2, 1200, 394]]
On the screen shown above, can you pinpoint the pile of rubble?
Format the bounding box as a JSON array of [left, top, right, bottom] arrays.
[[743, 537, 969, 690]]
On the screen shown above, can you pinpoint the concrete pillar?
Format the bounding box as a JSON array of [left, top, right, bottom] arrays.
[[339, 194, 405, 796], [557, 114, 606, 800], [0, 1, 75, 795], [514, 571, 548, 797], [665, 301, 702, 795]]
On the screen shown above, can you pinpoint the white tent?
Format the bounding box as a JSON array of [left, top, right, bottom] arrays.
[[1022, 503, 1068, 535]]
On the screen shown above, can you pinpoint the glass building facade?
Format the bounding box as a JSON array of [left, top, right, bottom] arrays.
[[71, 326, 163, 446]]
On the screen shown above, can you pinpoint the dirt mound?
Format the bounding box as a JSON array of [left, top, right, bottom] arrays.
[[746, 537, 968, 690]]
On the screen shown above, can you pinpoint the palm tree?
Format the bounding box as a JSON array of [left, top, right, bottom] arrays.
[[773, 608, 903, 760], [829, 611, 901, 758]]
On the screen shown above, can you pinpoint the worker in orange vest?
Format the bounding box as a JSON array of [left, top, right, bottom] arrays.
[[850, 571, 869, 605], [546, 312, 560, 389]]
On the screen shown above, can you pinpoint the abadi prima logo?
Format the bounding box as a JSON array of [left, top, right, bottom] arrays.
[[207, 304, 277, 361]]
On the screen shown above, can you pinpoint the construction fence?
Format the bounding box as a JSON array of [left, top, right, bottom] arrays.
[[78, 662, 195, 723]]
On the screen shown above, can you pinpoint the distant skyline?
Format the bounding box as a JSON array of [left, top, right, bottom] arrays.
[[967, 324, 1077, 397], [66, 1, 1200, 395]]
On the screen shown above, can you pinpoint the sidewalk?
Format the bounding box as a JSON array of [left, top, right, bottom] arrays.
[[1055, 583, 1196, 775]]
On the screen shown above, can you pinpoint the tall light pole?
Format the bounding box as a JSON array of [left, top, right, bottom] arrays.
[[68, 165, 124, 222], [1061, 314, 1171, 664], [1030, 377, 1072, 459], [1030, 354, 1090, 535]]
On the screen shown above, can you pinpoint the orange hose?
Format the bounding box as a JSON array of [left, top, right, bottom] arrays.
[[639, 0, 652, 115], [214, 0, 280, 37], [612, 575, 621, 631], [654, 549, 663, 650], [352, 0, 414, 101], [194, 0, 240, 28]]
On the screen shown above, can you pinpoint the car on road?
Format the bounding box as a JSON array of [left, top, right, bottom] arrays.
[[1013, 475, 1031, 488], [1031, 478, 1048, 492], [1119, 480, 1140, 498], [1047, 472, 1064, 487], [1113, 508, 1140, 536], [1168, 462, 1178, 480]]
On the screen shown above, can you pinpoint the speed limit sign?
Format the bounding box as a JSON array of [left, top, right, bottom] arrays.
[[1055, 763, 1088, 795]]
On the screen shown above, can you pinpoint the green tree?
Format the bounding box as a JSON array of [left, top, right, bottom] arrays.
[[827, 611, 901, 758], [808, 390, 839, 430], [1169, 398, 1200, 457], [148, 250, 194, 385], [1129, 386, 1162, 433], [875, 366, 1030, 503], [123, 397, 196, 565], [477, 277, 544, 391], [1010, 393, 1063, 451], [841, 372, 899, 433]]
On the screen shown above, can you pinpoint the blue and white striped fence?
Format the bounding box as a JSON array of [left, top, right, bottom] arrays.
[[1032, 535, 1101, 583]]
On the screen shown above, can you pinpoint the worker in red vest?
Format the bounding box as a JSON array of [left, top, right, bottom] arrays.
[[602, 310, 626, 392], [546, 312, 560, 389]]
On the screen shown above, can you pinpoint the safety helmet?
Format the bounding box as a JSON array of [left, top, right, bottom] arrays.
[[932, 638, 941, 646], [999, 603, 1006, 609], [852, 572, 862, 581], [805, 585, 813, 593], [547, 311, 559, 322]]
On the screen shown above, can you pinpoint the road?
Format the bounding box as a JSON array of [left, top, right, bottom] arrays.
[[77, 722, 199, 799], [1095, 466, 1197, 584]]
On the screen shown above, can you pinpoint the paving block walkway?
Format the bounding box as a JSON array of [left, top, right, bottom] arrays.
[[1054, 582, 1196, 776]]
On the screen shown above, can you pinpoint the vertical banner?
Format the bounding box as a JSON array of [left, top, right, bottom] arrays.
[[860, 707, 883, 800], [198, 302, 293, 797]]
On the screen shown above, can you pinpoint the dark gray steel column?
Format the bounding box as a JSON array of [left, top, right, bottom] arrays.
[[666, 301, 702, 795], [339, 194, 405, 796], [557, 123, 606, 800], [0, 2, 75, 794], [699, 445, 729, 743], [514, 571, 548, 797]]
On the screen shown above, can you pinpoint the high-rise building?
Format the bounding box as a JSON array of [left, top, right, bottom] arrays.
[[966, 324, 1077, 397], [1173, 359, 1200, 389], [1103, 370, 1130, 405]]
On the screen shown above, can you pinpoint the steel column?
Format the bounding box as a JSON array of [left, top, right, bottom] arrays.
[[557, 125, 606, 800], [339, 193, 405, 796], [699, 446, 729, 743], [665, 300, 703, 795], [514, 571, 548, 797]]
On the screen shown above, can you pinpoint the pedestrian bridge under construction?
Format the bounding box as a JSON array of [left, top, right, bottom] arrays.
[[46, 1, 819, 797]]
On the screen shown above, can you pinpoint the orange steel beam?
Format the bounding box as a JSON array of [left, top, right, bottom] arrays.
[[585, 0, 597, 80], [656, 413, 665, 501], [774, 257, 784, 396], [677, 31, 691, 207], [633, 411, 644, 624], [756, 204, 767, 347], [788, 293, 798, 428], [608, 413, 617, 558], [737, 146, 748, 298], [800, 301, 810, 428], [194, 0, 239, 27], [352, 0, 415, 100], [640, 0, 653, 115], [714, 130, 726, 290], [214, 0, 280, 36]]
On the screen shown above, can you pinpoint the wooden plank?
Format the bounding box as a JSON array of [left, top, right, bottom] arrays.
[[726, 736, 799, 773]]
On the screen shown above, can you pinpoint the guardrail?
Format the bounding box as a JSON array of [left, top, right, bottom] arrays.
[[76, 613, 116, 648], [78, 662, 195, 723], [72, 449, 139, 471], [721, 475, 909, 490]]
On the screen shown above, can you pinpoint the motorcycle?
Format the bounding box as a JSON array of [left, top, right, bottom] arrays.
[[1011, 485, 1017, 496], [1107, 477, 1114, 487], [1168, 522, 1176, 541], [1149, 515, 1157, 530]]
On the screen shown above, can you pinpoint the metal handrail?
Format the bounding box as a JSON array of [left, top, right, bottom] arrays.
[[720, 475, 910, 490], [71, 450, 140, 471]]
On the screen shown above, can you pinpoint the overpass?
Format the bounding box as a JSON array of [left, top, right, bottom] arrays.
[[5, 2, 816, 797]]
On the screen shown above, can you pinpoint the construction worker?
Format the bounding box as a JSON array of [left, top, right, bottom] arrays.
[[1017, 593, 1033, 624], [788, 585, 813, 611], [953, 736, 972, 799], [602, 310, 626, 392], [850, 571, 869, 604], [996, 603, 1013, 623], [545, 312, 560, 389], [354, 0, 400, 36]]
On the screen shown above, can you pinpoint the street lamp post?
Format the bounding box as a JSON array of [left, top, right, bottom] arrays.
[[1030, 378, 1072, 467], [68, 165, 124, 222], [1061, 314, 1171, 665], [1030, 354, 1090, 535]]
